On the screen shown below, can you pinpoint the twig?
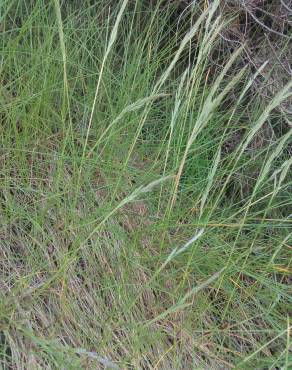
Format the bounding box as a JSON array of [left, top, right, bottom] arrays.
[[265, 34, 292, 76], [281, 0, 292, 13], [242, 0, 291, 39]]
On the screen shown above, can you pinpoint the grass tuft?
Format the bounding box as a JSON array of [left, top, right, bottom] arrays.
[[1, 0, 291, 368]]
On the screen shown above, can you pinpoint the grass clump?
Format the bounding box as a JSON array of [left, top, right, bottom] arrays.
[[0, 0, 291, 369]]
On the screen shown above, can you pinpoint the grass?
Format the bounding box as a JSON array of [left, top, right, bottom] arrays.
[[0, 0, 291, 369]]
